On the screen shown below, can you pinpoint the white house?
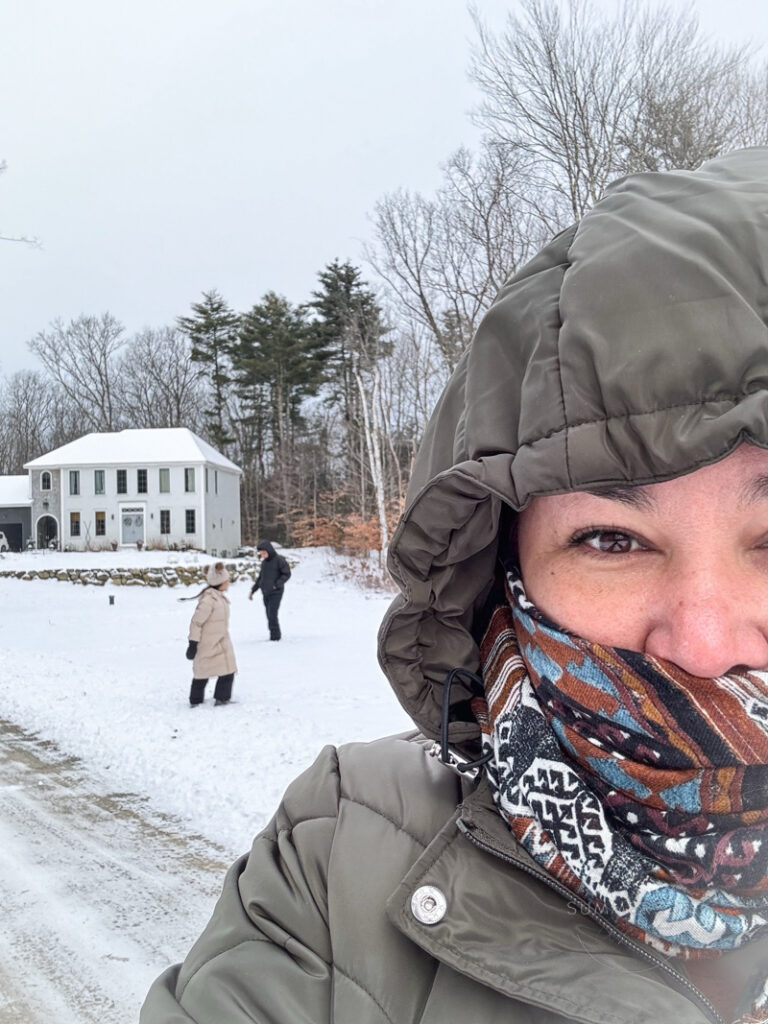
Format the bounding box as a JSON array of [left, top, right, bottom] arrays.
[[23, 428, 242, 553]]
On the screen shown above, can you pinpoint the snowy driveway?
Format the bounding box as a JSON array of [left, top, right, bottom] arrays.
[[0, 718, 228, 1024], [0, 548, 411, 1020]]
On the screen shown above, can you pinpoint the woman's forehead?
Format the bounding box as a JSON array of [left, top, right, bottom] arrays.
[[528, 444, 768, 520]]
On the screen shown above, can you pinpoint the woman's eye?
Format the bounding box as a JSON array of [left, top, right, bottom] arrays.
[[577, 530, 643, 554]]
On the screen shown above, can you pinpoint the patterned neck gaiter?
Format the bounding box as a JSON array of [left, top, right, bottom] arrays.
[[477, 571, 768, 985]]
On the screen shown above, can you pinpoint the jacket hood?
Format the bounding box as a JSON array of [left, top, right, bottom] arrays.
[[379, 147, 768, 747], [257, 540, 276, 559]]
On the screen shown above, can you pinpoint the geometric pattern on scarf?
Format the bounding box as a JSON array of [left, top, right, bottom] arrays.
[[477, 572, 768, 1009]]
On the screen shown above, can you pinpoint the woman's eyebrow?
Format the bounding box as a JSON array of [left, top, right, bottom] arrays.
[[584, 486, 655, 510], [742, 474, 768, 504]]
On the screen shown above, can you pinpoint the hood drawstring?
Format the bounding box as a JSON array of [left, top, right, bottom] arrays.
[[439, 667, 493, 777]]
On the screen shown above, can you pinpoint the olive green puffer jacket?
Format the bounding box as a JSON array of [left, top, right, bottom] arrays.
[[142, 149, 768, 1024], [142, 733, 726, 1024]]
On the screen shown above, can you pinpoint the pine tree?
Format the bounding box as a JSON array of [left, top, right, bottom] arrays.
[[308, 260, 389, 417], [308, 261, 390, 524], [176, 289, 239, 451], [233, 292, 330, 540]]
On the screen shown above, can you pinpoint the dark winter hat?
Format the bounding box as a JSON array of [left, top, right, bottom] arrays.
[[205, 561, 230, 587]]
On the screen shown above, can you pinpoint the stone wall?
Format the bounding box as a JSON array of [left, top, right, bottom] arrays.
[[0, 560, 260, 588]]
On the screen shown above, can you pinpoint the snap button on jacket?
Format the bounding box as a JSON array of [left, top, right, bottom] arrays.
[[411, 885, 447, 925]]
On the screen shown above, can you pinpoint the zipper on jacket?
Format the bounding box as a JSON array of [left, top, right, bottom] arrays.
[[456, 818, 725, 1024]]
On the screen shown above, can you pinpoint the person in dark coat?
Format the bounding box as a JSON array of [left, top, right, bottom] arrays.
[[248, 539, 291, 640]]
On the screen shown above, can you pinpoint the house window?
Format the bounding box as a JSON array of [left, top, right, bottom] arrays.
[[215, 470, 218, 494], [69, 470, 80, 496], [184, 468, 195, 493], [160, 509, 171, 535], [185, 509, 196, 534], [70, 512, 80, 537], [116, 469, 127, 494], [159, 468, 170, 493], [205, 467, 209, 492], [137, 468, 148, 494], [41, 471, 51, 491], [95, 511, 106, 536], [94, 470, 105, 495]]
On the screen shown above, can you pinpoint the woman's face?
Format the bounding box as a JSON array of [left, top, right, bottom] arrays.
[[516, 443, 768, 677]]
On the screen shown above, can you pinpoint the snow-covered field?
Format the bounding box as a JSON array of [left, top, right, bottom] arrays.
[[0, 545, 415, 1022], [0, 545, 411, 857]]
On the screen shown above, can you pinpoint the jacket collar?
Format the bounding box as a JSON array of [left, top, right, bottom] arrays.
[[386, 779, 718, 1024]]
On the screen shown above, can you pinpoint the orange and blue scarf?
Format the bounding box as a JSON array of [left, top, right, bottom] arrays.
[[477, 572, 768, 1016]]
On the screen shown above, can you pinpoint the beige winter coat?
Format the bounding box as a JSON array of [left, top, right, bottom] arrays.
[[188, 588, 237, 678]]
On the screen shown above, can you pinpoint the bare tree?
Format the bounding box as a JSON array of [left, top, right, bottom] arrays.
[[29, 313, 126, 431], [367, 142, 538, 372], [469, 0, 764, 220], [733, 63, 768, 150], [118, 326, 204, 429], [367, 0, 768, 393], [0, 371, 54, 472], [0, 371, 79, 473], [47, 386, 84, 450], [622, 9, 767, 170], [375, 321, 449, 518]]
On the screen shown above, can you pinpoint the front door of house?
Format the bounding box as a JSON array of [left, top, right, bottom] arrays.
[[36, 515, 58, 549], [121, 507, 144, 545]]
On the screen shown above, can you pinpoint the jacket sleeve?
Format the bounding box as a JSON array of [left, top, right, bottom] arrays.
[[276, 557, 291, 588], [188, 595, 213, 642], [139, 745, 340, 1024], [249, 576, 261, 595]]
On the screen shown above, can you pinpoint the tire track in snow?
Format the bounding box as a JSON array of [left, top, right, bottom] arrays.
[[0, 719, 231, 1024]]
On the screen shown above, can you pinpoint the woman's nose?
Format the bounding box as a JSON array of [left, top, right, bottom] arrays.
[[644, 566, 768, 677]]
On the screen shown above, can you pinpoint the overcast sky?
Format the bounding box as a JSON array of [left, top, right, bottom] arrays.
[[0, 0, 765, 377]]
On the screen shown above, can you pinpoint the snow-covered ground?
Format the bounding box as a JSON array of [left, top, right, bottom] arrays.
[[0, 546, 414, 1022], [0, 545, 411, 858]]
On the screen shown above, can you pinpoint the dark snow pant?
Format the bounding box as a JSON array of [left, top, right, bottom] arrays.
[[264, 591, 283, 640], [189, 673, 234, 705]]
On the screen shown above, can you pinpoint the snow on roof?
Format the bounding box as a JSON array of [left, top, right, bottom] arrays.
[[0, 475, 31, 506], [24, 428, 241, 473]]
